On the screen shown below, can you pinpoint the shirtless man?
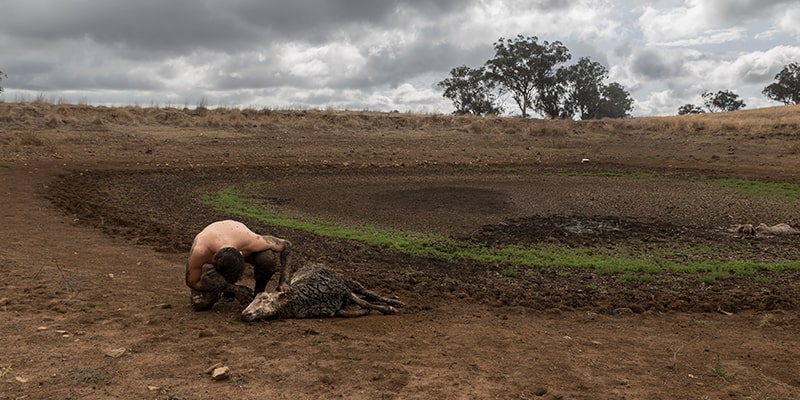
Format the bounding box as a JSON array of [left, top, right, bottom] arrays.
[[186, 220, 293, 312]]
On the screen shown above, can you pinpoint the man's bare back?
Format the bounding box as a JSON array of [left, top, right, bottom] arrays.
[[186, 220, 292, 293]]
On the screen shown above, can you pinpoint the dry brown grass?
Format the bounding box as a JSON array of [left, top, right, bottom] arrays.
[[1, 101, 798, 139]]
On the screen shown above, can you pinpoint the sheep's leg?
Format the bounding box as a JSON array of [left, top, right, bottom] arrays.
[[354, 287, 405, 308], [348, 293, 400, 314], [335, 307, 371, 318]]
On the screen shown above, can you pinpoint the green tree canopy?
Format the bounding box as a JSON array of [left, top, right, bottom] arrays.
[[563, 57, 608, 119], [560, 58, 633, 119], [597, 82, 634, 118], [484, 35, 571, 118], [702, 90, 746, 112], [437, 65, 502, 116], [762, 62, 800, 105], [677, 104, 705, 115]]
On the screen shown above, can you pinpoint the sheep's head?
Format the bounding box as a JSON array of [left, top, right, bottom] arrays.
[[241, 291, 288, 321]]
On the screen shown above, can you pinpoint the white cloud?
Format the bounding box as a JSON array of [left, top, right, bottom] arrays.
[[778, 7, 800, 38]]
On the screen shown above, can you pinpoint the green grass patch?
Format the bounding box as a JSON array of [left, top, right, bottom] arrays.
[[205, 186, 800, 280], [705, 177, 800, 201], [618, 273, 657, 283]]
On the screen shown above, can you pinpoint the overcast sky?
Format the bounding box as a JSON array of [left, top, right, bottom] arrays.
[[1, 0, 799, 117]]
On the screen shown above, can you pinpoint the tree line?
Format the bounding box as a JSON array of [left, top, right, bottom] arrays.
[[438, 35, 633, 119], [2, 54, 797, 116], [679, 62, 800, 114], [439, 36, 800, 118]]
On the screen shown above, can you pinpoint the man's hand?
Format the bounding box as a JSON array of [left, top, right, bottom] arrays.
[[225, 284, 254, 305]]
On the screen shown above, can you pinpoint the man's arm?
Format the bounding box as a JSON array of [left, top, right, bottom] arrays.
[[190, 263, 254, 304], [276, 239, 292, 292], [261, 236, 292, 292], [185, 247, 212, 291]]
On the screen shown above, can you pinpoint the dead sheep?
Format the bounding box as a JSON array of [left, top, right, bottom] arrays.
[[242, 263, 403, 321], [733, 223, 800, 237]]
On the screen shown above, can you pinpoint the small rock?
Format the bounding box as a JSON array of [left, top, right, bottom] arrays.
[[147, 385, 161, 391], [211, 366, 230, 381], [155, 303, 172, 309], [198, 330, 215, 338], [104, 347, 127, 358], [204, 363, 224, 374]]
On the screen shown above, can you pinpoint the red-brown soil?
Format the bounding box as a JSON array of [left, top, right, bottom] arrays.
[[1, 104, 799, 399]]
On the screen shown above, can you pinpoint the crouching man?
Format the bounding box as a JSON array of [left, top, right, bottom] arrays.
[[185, 220, 293, 312]]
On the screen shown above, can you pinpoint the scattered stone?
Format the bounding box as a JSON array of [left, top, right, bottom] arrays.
[[104, 347, 127, 358], [37, 326, 48, 331], [147, 385, 161, 391], [533, 387, 548, 396], [211, 366, 230, 381], [155, 303, 172, 309], [15, 376, 28, 383], [204, 363, 224, 374]]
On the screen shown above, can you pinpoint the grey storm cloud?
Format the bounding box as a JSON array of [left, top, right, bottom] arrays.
[[630, 49, 686, 80], [2, 0, 473, 54], [2, 0, 800, 115], [703, 0, 798, 23]]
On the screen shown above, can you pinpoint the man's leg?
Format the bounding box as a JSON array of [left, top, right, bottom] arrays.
[[248, 250, 277, 294]]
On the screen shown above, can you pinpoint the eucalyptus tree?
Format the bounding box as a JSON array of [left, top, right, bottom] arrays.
[[702, 90, 745, 112], [762, 62, 800, 105], [437, 65, 502, 115], [484, 35, 571, 118]]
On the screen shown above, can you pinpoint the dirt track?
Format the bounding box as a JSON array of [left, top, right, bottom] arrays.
[[1, 104, 799, 399]]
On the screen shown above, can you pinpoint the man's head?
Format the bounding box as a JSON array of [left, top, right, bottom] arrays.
[[213, 247, 245, 284]]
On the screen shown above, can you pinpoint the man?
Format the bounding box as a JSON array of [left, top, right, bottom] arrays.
[[185, 220, 293, 312]]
